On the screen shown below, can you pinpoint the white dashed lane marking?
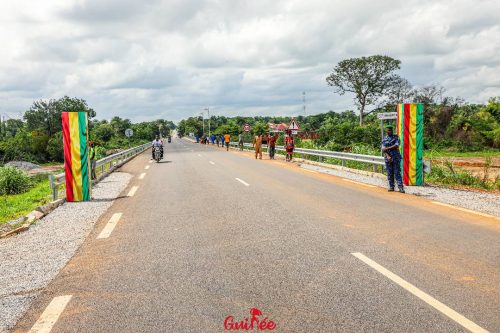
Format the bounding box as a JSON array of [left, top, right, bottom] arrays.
[[97, 213, 123, 239], [138, 173, 146, 180], [28, 295, 72, 333], [127, 186, 139, 197], [209, 161, 215, 165], [352, 252, 489, 333], [235, 178, 250, 187]]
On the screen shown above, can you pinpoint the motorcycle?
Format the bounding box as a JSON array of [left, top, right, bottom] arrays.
[[153, 146, 162, 163]]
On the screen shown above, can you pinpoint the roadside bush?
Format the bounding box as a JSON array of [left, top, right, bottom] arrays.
[[427, 160, 496, 190], [46, 132, 64, 162], [0, 167, 33, 195]]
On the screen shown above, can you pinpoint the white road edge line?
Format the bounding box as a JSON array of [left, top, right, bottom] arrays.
[[28, 295, 72, 333], [97, 213, 123, 239], [127, 186, 139, 197], [235, 178, 250, 186], [209, 161, 215, 165], [352, 252, 489, 333], [342, 178, 376, 188], [301, 168, 318, 173], [431, 201, 498, 220], [138, 173, 146, 180], [145, 165, 150, 170]]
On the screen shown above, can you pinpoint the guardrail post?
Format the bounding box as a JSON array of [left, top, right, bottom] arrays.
[[49, 174, 57, 201]]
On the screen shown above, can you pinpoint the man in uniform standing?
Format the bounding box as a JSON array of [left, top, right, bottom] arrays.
[[382, 125, 404, 193], [89, 141, 96, 180]]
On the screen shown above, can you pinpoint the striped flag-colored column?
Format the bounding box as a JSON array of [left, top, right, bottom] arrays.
[[62, 112, 91, 201], [396, 103, 424, 186]]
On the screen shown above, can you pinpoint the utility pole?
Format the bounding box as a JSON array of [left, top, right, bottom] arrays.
[[302, 91, 306, 116], [204, 108, 210, 138], [200, 112, 205, 137]]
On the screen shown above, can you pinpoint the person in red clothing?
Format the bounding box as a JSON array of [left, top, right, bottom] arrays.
[[268, 133, 277, 160], [284, 130, 294, 162]]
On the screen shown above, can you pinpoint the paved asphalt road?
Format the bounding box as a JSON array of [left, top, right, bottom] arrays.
[[13, 138, 499, 332]]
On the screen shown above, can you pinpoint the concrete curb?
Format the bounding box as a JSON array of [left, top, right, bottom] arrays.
[[0, 198, 66, 239], [297, 159, 387, 180]]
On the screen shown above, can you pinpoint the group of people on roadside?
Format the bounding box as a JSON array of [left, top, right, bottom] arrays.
[[194, 125, 404, 193], [250, 129, 295, 161], [198, 133, 231, 150]]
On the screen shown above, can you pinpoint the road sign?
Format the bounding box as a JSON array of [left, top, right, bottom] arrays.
[[291, 130, 298, 135], [377, 112, 397, 120], [125, 128, 134, 138], [243, 124, 251, 132], [288, 118, 300, 131]]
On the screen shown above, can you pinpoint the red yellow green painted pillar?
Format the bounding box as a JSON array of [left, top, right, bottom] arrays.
[[61, 112, 91, 201], [396, 103, 424, 186]]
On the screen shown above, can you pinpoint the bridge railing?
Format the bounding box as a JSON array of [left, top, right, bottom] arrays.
[[49, 143, 150, 201], [229, 142, 385, 171]]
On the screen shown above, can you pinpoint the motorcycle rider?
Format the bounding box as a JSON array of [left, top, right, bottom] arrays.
[[152, 135, 163, 159]]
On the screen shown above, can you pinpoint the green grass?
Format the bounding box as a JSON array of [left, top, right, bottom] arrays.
[[425, 149, 500, 159], [0, 178, 52, 225]]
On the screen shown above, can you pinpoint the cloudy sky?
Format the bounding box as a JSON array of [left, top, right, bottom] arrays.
[[0, 0, 499, 122]]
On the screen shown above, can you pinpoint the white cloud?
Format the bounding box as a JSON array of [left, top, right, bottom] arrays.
[[0, 0, 499, 121]]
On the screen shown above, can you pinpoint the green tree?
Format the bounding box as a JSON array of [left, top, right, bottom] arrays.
[[326, 55, 402, 125], [24, 96, 95, 136], [1, 119, 24, 138], [252, 122, 268, 135], [94, 123, 114, 142]]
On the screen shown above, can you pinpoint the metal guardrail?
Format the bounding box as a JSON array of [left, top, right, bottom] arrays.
[[49, 143, 150, 201], [229, 142, 386, 171]]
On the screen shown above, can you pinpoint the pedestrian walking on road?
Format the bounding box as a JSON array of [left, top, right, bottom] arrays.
[[215, 136, 219, 147], [253, 134, 263, 159], [268, 133, 277, 159], [238, 133, 244, 151], [382, 125, 405, 193], [211, 134, 215, 145], [220, 135, 225, 148], [285, 130, 294, 162], [224, 133, 231, 151]]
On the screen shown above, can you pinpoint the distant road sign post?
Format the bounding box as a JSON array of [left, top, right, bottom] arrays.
[[125, 128, 133, 148], [377, 112, 397, 156], [377, 112, 397, 120], [288, 118, 300, 133]]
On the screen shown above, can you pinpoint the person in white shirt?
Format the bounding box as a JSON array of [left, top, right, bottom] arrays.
[[151, 135, 163, 159]]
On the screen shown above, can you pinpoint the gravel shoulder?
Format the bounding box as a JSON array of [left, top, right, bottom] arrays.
[[301, 163, 500, 217], [0, 172, 132, 333]]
